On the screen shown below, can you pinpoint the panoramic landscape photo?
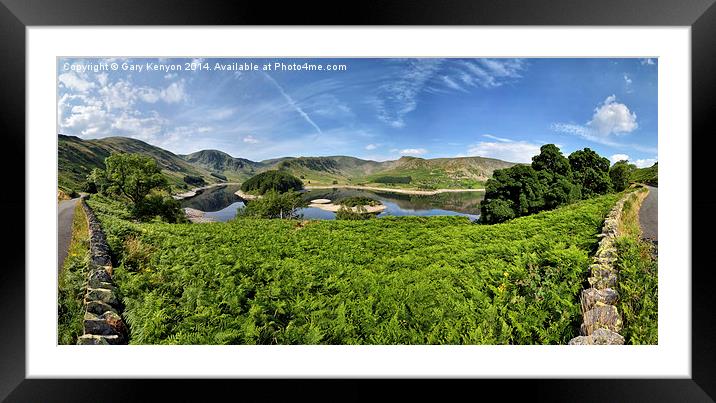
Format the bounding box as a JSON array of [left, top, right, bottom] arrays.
[[57, 57, 658, 345]]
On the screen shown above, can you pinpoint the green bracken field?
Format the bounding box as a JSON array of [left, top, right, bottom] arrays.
[[87, 193, 620, 345]]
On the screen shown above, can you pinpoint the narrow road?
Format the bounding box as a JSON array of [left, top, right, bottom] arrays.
[[639, 186, 658, 241], [58, 198, 79, 272]]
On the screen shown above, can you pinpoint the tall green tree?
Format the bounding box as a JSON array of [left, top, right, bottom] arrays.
[[532, 144, 571, 177], [104, 153, 169, 205], [609, 160, 637, 191], [532, 144, 581, 209], [568, 148, 612, 197]]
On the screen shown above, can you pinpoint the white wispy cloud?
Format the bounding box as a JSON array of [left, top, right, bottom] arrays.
[[467, 140, 541, 163], [373, 59, 443, 128], [399, 148, 428, 156], [458, 59, 526, 88], [58, 72, 95, 92], [243, 135, 260, 144], [442, 75, 466, 92], [372, 58, 527, 129], [610, 153, 630, 164], [634, 157, 657, 168], [264, 72, 323, 136], [624, 74, 633, 93], [641, 58, 655, 65], [365, 143, 378, 150]]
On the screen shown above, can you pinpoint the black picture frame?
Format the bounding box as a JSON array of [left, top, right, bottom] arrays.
[[1, 0, 714, 401]]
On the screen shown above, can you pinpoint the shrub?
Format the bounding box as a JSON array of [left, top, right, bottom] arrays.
[[134, 193, 187, 223], [211, 172, 228, 181], [335, 205, 375, 220], [236, 190, 307, 219], [338, 197, 381, 207], [183, 175, 206, 187]]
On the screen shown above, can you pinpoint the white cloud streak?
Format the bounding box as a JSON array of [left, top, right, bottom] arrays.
[[263, 73, 322, 136], [482, 134, 513, 143]]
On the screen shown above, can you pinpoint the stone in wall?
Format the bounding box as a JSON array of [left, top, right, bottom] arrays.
[[568, 328, 625, 345]]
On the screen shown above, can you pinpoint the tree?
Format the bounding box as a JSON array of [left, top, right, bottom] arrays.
[[568, 148, 612, 197], [104, 153, 168, 205], [480, 165, 546, 223], [240, 170, 304, 195], [532, 144, 571, 177], [609, 160, 637, 191], [236, 190, 306, 219], [85, 167, 109, 194], [479, 198, 515, 224]]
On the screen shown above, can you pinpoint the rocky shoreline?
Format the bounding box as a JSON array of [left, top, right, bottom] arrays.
[[183, 207, 217, 223]]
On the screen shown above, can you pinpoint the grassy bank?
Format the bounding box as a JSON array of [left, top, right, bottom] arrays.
[[87, 193, 619, 345], [615, 188, 658, 344], [57, 201, 90, 344]]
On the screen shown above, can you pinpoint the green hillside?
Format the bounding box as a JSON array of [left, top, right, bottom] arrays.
[[59, 134, 517, 192], [630, 162, 658, 186], [361, 156, 515, 189], [181, 149, 260, 182], [262, 155, 515, 188], [58, 135, 219, 192]]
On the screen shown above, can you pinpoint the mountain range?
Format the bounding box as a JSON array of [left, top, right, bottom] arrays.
[[58, 134, 516, 192]]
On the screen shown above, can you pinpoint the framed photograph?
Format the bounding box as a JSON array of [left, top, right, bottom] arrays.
[[3, 0, 714, 400]]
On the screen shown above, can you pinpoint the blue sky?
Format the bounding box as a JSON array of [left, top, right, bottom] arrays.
[[57, 57, 658, 167]]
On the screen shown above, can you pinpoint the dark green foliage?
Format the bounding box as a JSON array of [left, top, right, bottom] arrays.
[[241, 170, 304, 195], [609, 160, 636, 192], [532, 144, 571, 177], [103, 153, 169, 205], [89, 193, 619, 344], [480, 165, 546, 223], [479, 198, 515, 223], [543, 176, 582, 209], [338, 197, 381, 207], [134, 194, 188, 223], [183, 175, 206, 187], [335, 205, 375, 220], [481, 145, 616, 224], [211, 172, 228, 181], [236, 190, 307, 219], [373, 176, 412, 184], [87, 153, 185, 222], [568, 148, 612, 197]]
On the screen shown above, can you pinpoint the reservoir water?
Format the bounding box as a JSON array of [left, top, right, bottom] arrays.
[[180, 184, 483, 222]]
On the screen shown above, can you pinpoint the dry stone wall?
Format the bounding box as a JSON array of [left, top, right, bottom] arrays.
[[77, 197, 129, 345], [568, 193, 634, 345]]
